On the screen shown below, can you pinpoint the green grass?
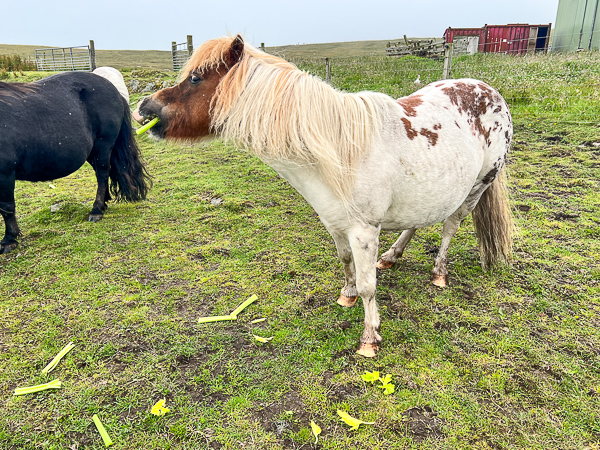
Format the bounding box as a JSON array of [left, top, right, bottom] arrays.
[[293, 51, 600, 123], [1, 52, 600, 449]]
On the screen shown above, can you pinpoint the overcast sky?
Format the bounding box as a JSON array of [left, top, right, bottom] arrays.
[[2, 0, 559, 50]]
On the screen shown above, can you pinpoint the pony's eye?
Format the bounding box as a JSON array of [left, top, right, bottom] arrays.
[[190, 73, 202, 84]]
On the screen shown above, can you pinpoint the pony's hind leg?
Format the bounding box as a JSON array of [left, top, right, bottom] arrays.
[[87, 152, 111, 222], [377, 228, 416, 269], [431, 184, 489, 287], [347, 223, 382, 357], [331, 231, 358, 307]]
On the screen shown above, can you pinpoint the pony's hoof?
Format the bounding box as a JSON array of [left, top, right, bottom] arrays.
[[431, 273, 448, 287], [357, 342, 379, 358], [337, 295, 357, 308], [376, 259, 395, 270], [0, 242, 18, 254], [88, 214, 103, 222]]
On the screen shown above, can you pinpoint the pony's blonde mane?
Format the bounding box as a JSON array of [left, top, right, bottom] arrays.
[[184, 36, 392, 202]]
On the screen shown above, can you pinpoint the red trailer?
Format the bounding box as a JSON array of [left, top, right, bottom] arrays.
[[444, 24, 552, 54]]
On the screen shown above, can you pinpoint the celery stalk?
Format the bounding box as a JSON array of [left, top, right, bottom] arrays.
[[14, 379, 62, 395], [197, 315, 237, 324], [41, 342, 75, 374], [136, 117, 159, 135], [92, 414, 113, 447], [230, 294, 258, 317]]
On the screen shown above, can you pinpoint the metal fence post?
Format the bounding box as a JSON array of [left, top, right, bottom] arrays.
[[325, 57, 331, 82], [443, 43, 453, 79]]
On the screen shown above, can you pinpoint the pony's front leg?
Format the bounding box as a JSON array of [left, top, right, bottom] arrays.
[[0, 174, 20, 254], [0, 202, 20, 254], [377, 228, 416, 269], [348, 223, 382, 357], [331, 231, 358, 307]]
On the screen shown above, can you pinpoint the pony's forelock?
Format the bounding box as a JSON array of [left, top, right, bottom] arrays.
[[179, 36, 295, 81]]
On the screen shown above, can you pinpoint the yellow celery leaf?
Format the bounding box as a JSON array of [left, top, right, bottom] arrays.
[[151, 398, 170, 416], [310, 420, 322, 443], [361, 371, 380, 383], [337, 410, 374, 430]]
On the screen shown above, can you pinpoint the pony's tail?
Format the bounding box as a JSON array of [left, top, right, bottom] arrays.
[[471, 167, 514, 270], [109, 105, 152, 202]]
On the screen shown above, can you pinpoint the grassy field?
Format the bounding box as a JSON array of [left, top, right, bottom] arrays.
[[1, 49, 600, 449], [0, 39, 401, 70]]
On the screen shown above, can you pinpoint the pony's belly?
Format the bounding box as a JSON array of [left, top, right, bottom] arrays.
[[17, 150, 88, 182], [377, 172, 476, 230], [380, 203, 460, 230]]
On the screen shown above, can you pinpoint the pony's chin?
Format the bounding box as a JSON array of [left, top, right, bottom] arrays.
[[147, 128, 166, 140], [162, 133, 217, 144]]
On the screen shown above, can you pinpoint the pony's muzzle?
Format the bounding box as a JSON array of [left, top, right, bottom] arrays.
[[132, 100, 145, 123]]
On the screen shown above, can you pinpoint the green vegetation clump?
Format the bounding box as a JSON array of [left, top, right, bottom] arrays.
[[0, 54, 36, 71]]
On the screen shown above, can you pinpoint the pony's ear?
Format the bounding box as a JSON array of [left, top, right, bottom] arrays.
[[226, 35, 244, 68]]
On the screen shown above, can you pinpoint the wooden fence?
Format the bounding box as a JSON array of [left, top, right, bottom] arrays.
[[386, 35, 445, 58], [172, 36, 193, 71], [35, 41, 96, 71]]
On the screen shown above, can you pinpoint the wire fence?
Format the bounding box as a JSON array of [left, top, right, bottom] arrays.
[[287, 29, 600, 124]]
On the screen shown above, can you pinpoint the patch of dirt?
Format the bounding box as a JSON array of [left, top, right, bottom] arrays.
[[303, 292, 330, 308], [552, 211, 580, 221], [522, 192, 551, 200], [388, 301, 421, 323], [65, 431, 94, 447], [172, 352, 212, 374], [321, 371, 363, 402], [456, 321, 488, 334], [328, 383, 363, 402], [338, 320, 352, 330], [185, 384, 230, 405], [332, 348, 357, 365], [252, 391, 310, 435], [424, 244, 439, 256], [402, 406, 446, 442]]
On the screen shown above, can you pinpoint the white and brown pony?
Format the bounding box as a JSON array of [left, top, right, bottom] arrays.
[[133, 35, 513, 357]]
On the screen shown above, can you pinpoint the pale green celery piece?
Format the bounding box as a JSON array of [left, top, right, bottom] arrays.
[[197, 315, 237, 324], [250, 318, 266, 324], [42, 342, 75, 374], [230, 294, 258, 316], [92, 414, 113, 447], [136, 117, 159, 135], [14, 379, 62, 395]]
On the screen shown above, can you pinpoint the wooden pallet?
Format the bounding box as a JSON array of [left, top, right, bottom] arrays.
[[386, 35, 446, 58]]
